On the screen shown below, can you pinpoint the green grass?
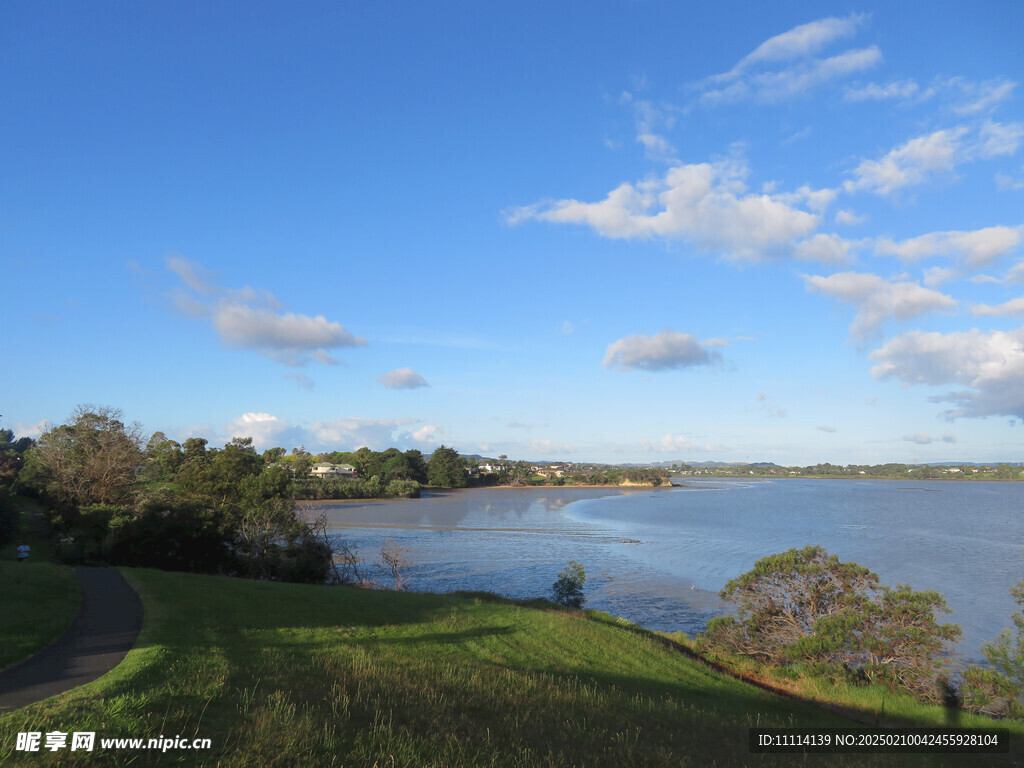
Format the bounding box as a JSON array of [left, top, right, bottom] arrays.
[[0, 496, 80, 670], [2, 571, 1014, 767], [0, 561, 80, 671]]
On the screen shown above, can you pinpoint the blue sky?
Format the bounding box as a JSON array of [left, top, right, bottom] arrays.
[[3, 1, 1023, 464]]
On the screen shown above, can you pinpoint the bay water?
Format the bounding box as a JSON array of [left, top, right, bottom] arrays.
[[319, 479, 1023, 665]]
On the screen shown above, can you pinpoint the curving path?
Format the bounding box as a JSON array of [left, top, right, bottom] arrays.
[[0, 567, 143, 711]]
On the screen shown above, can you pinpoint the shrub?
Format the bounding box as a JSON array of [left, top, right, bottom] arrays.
[[699, 546, 960, 701], [552, 560, 586, 609]]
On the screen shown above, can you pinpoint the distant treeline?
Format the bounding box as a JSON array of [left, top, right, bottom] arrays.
[[674, 462, 1023, 480]]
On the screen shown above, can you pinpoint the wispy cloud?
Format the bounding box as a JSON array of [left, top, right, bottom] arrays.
[[948, 77, 1017, 115], [903, 432, 957, 445], [702, 47, 881, 105], [714, 14, 869, 78], [844, 123, 1024, 196], [844, 127, 966, 195], [835, 209, 867, 226], [284, 372, 315, 390], [167, 256, 366, 366], [603, 330, 723, 372], [844, 79, 921, 102], [696, 14, 876, 104], [804, 271, 956, 339]]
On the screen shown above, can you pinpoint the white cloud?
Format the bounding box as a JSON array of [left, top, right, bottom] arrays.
[[973, 121, 1024, 158], [996, 172, 1024, 191], [971, 297, 1024, 317], [875, 226, 1022, 269], [637, 132, 676, 162], [793, 233, 858, 264], [603, 330, 723, 372], [923, 266, 956, 287], [712, 14, 869, 79], [870, 326, 1024, 419], [702, 46, 882, 105], [506, 420, 540, 430], [949, 78, 1017, 116], [529, 439, 574, 455], [844, 80, 920, 102], [166, 256, 217, 296], [804, 271, 956, 338], [224, 412, 302, 448], [845, 124, 1024, 196], [508, 157, 824, 262], [844, 127, 967, 195], [660, 434, 697, 452], [817, 425, 838, 433], [12, 420, 48, 440], [213, 304, 365, 365], [902, 432, 956, 445], [1007, 261, 1024, 283], [835, 209, 867, 226], [410, 425, 442, 446], [310, 416, 421, 451], [377, 368, 429, 389], [168, 256, 366, 366], [217, 412, 444, 453]]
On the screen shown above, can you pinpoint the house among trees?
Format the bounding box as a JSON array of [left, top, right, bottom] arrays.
[[309, 462, 358, 479]]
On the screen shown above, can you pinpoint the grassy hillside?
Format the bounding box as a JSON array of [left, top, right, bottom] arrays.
[[0, 570, 1013, 767], [0, 561, 80, 671], [0, 496, 81, 671]]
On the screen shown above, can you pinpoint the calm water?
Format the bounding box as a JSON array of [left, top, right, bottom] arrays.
[[319, 479, 1023, 665]]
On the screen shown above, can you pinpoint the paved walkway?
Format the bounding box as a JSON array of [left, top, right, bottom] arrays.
[[0, 567, 143, 711]]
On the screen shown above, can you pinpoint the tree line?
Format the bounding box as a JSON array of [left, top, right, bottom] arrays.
[[4, 407, 483, 583]]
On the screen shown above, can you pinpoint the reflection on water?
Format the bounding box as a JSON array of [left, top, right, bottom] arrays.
[[318, 480, 1024, 666]]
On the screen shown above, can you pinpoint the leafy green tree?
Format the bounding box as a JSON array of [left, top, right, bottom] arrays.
[[552, 560, 586, 608], [141, 431, 183, 482], [700, 546, 960, 700], [427, 445, 467, 488], [181, 437, 210, 466], [403, 449, 428, 484], [177, 437, 262, 508], [262, 446, 286, 464], [0, 425, 33, 546], [962, 578, 1024, 717]]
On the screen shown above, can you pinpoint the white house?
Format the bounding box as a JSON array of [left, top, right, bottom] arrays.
[[310, 463, 358, 479]]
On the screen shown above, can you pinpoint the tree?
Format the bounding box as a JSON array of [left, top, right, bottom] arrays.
[[380, 539, 412, 590], [177, 437, 262, 508], [962, 578, 1024, 717], [141, 431, 183, 482], [700, 546, 961, 700], [403, 449, 428, 484], [552, 560, 587, 608], [427, 445, 467, 488], [25, 405, 144, 512]]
